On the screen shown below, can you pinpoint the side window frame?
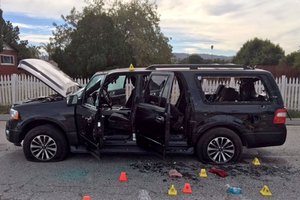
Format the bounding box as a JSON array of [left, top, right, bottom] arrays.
[[144, 74, 170, 107]]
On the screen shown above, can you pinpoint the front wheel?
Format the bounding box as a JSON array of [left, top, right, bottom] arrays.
[[23, 125, 68, 162], [196, 128, 242, 164]]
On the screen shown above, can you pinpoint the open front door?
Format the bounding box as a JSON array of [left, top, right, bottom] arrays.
[[135, 72, 174, 156], [76, 74, 105, 149]]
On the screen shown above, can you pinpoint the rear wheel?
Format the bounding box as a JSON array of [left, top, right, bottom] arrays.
[[23, 125, 68, 162], [196, 128, 242, 164]]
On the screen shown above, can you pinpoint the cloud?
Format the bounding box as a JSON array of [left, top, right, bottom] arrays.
[[157, 0, 300, 55], [203, 1, 243, 16], [2, 0, 87, 19], [3, 0, 300, 55], [19, 33, 52, 44], [12, 23, 54, 32]]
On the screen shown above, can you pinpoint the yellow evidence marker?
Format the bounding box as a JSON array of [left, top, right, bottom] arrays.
[[199, 168, 208, 178], [168, 185, 178, 196], [260, 185, 272, 197]]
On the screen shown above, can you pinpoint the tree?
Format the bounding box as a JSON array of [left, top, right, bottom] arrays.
[[0, 9, 40, 60], [2, 20, 20, 47], [294, 54, 300, 68], [52, 7, 82, 49], [40, 42, 56, 60], [109, 0, 172, 65], [65, 12, 131, 76], [281, 51, 300, 68], [0, 9, 5, 51], [233, 38, 285, 65], [51, 0, 172, 77], [181, 54, 204, 64]]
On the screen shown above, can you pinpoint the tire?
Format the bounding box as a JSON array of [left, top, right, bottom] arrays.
[[23, 125, 68, 162], [196, 128, 242, 164]]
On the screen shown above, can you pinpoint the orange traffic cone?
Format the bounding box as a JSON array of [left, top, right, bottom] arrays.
[[83, 196, 91, 200], [119, 172, 128, 182], [183, 183, 192, 194]]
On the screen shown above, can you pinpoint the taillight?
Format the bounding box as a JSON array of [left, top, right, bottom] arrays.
[[273, 108, 287, 124]]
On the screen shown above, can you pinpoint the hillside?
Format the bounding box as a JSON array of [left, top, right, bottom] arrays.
[[173, 53, 233, 61]]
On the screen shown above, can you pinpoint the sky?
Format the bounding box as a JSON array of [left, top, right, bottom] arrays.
[[1, 0, 300, 56]]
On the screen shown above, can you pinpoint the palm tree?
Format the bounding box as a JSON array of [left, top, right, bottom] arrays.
[[40, 42, 55, 60]]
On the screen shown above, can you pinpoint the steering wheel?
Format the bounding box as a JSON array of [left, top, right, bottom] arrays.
[[102, 88, 113, 108]]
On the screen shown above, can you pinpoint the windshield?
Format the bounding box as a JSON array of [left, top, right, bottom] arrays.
[[82, 74, 105, 105], [85, 74, 104, 92]]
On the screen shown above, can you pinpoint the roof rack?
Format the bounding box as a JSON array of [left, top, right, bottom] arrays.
[[146, 64, 253, 70]]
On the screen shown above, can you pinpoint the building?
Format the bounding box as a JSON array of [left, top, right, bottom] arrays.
[[0, 8, 19, 75], [0, 43, 19, 75]]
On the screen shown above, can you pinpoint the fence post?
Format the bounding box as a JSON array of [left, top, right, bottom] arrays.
[[11, 74, 17, 104], [281, 75, 286, 106]]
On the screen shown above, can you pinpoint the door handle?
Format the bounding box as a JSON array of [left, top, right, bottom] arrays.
[[155, 116, 165, 124]]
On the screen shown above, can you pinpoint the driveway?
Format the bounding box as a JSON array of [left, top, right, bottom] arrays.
[[0, 121, 299, 200]]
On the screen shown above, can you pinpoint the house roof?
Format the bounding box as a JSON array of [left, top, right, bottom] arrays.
[[1, 42, 18, 52]]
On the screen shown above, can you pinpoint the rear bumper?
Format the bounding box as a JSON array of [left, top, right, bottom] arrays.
[[244, 127, 287, 148]]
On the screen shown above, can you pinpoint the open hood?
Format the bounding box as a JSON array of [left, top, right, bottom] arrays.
[[18, 59, 79, 97]]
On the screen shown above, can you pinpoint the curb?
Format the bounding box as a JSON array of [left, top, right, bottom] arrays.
[[0, 114, 9, 121], [286, 118, 300, 126]]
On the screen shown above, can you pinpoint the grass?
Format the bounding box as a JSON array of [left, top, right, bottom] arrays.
[[287, 110, 300, 118], [0, 105, 10, 114]]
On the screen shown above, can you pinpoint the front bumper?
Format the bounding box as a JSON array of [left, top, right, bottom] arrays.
[[5, 120, 23, 144]]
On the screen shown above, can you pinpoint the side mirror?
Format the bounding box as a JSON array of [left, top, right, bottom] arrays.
[[66, 95, 78, 106]]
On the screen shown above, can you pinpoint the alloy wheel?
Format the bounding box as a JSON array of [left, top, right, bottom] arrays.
[[207, 137, 235, 163], [30, 135, 57, 161]]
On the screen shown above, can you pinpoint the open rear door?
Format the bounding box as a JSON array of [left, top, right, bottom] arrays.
[[135, 71, 174, 156]]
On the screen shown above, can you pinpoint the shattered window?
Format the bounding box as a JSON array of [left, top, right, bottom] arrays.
[[146, 75, 169, 106], [198, 75, 271, 103]]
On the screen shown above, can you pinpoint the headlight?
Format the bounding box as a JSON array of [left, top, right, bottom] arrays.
[[10, 108, 20, 120]]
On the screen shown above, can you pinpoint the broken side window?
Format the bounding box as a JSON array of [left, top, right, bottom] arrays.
[[198, 75, 271, 103]]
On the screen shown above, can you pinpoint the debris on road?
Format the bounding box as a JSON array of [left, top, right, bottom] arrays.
[[168, 169, 183, 178], [138, 190, 152, 200], [129, 160, 199, 180], [129, 159, 300, 183], [209, 167, 229, 177], [223, 163, 299, 179], [225, 184, 242, 195]]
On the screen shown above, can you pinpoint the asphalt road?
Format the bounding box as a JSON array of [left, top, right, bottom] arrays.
[[0, 121, 300, 200]]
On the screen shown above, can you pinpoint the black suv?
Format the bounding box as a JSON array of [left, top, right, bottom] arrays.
[[5, 59, 287, 164]]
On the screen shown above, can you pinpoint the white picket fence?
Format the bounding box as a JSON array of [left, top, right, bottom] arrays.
[[0, 74, 89, 105], [0, 74, 300, 111]]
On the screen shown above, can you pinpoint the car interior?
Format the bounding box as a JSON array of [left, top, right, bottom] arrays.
[[99, 74, 137, 139], [98, 72, 188, 142], [201, 76, 270, 103]]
